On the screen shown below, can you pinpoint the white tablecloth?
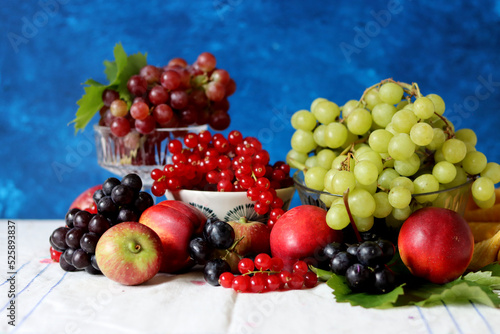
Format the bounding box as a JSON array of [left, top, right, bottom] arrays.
[[1, 220, 499, 334]]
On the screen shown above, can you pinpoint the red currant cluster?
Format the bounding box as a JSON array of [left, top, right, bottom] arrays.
[[219, 254, 318, 293], [150, 130, 294, 220], [99, 52, 236, 138]]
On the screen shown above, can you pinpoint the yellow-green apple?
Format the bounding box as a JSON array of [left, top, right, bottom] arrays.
[[70, 184, 102, 214], [95, 222, 163, 285], [226, 217, 271, 256], [398, 207, 474, 284], [139, 200, 206, 273], [270, 205, 343, 270]]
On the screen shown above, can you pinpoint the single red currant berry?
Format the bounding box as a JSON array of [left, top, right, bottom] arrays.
[[254, 253, 272, 271], [280, 270, 292, 284], [270, 208, 285, 221], [217, 179, 233, 192], [168, 139, 183, 154], [254, 201, 269, 215], [239, 176, 255, 190], [259, 191, 273, 205], [303, 272, 318, 288], [252, 164, 266, 177], [50, 247, 62, 262], [166, 178, 181, 190], [206, 170, 220, 184], [271, 169, 286, 182], [293, 261, 309, 276], [198, 130, 212, 144], [253, 150, 270, 165], [218, 155, 231, 170], [219, 169, 234, 182], [184, 133, 199, 148], [247, 187, 262, 201], [265, 274, 281, 291], [270, 257, 284, 272], [232, 275, 251, 293], [250, 275, 265, 293], [219, 272, 235, 288], [172, 153, 187, 165], [228, 130, 243, 145], [214, 137, 230, 153], [279, 163, 291, 174], [288, 273, 305, 289], [270, 198, 284, 209], [151, 180, 167, 196], [163, 164, 176, 177], [256, 177, 270, 190], [151, 168, 163, 181], [237, 258, 254, 275]]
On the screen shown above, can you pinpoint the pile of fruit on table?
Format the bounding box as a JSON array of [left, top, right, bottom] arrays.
[[50, 45, 500, 307]]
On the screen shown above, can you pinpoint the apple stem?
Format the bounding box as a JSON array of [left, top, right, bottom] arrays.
[[128, 242, 142, 254], [239, 217, 248, 224], [343, 188, 362, 243]]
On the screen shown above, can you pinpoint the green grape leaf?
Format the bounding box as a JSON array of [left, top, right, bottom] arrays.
[[326, 273, 405, 309], [478, 262, 500, 276], [70, 42, 147, 133], [463, 269, 500, 287], [114, 51, 148, 104], [320, 262, 500, 309], [310, 266, 334, 282], [409, 281, 499, 308], [71, 85, 106, 134], [83, 78, 105, 87]]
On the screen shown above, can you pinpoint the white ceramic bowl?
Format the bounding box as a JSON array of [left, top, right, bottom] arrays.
[[165, 187, 296, 222]]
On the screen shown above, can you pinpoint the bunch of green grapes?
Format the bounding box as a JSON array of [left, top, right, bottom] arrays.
[[287, 79, 500, 232]]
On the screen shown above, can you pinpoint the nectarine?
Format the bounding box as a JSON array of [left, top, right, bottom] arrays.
[[398, 207, 474, 284]]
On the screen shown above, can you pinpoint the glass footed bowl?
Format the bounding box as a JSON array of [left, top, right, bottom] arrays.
[[293, 170, 472, 217], [94, 124, 207, 187]]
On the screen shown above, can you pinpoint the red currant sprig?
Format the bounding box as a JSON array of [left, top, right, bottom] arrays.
[[218, 255, 318, 293]]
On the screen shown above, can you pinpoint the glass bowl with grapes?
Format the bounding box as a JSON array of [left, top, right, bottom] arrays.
[[73, 47, 237, 188], [94, 124, 208, 187], [287, 78, 499, 237]]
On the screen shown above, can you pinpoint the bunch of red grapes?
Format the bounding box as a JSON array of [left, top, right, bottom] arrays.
[[150, 130, 294, 225], [99, 52, 236, 138]]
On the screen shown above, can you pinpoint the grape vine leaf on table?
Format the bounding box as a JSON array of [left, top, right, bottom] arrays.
[[312, 263, 500, 309], [70, 43, 147, 133]]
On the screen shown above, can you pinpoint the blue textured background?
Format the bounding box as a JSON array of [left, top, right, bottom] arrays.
[[1, 0, 499, 219]]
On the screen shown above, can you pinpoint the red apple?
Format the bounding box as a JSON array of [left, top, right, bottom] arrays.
[[270, 205, 343, 270], [398, 207, 474, 284], [95, 222, 163, 286], [139, 200, 207, 273], [227, 217, 271, 256], [70, 184, 102, 213]]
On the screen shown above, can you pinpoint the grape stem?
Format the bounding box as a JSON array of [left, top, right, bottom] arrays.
[[432, 111, 455, 139], [357, 78, 424, 105], [342, 188, 362, 243]]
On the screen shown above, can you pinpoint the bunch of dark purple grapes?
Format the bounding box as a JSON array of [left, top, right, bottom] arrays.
[[323, 239, 397, 294], [49, 173, 154, 274], [188, 218, 236, 286]]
